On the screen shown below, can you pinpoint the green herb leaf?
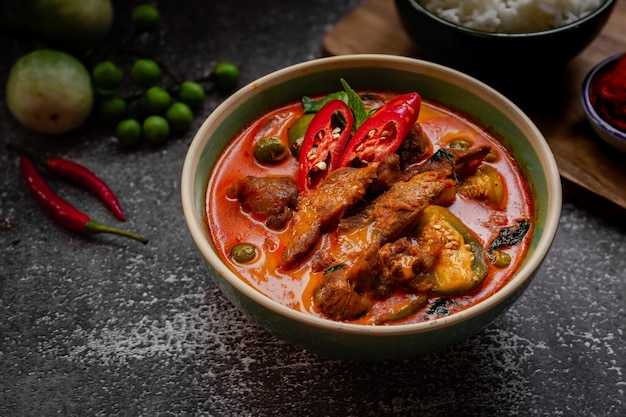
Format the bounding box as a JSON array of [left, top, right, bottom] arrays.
[[323, 263, 346, 274], [488, 219, 530, 253], [428, 148, 455, 164], [340, 78, 368, 130], [428, 148, 457, 182], [300, 79, 369, 130], [302, 92, 349, 113], [426, 297, 455, 317]]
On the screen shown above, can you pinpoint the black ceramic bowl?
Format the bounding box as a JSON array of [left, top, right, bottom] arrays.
[[394, 0, 616, 70]]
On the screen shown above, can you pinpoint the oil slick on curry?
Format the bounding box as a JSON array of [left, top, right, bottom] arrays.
[[206, 80, 532, 325]]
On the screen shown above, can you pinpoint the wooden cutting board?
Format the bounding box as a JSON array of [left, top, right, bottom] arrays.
[[323, 0, 626, 210]]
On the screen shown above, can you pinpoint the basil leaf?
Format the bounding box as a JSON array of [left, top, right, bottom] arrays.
[[323, 263, 346, 274], [488, 219, 531, 253], [300, 79, 369, 130], [302, 92, 348, 113], [425, 298, 455, 317], [340, 78, 368, 130]]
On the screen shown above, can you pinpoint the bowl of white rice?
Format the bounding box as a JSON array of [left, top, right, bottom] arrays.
[[394, 0, 616, 69]]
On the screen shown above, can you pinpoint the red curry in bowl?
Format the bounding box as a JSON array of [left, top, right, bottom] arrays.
[[206, 83, 533, 325]]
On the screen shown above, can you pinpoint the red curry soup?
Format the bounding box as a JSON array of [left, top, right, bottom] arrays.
[[206, 88, 533, 325]]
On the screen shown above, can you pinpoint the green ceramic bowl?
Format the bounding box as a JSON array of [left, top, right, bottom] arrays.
[[181, 55, 562, 361], [394, 0, 616, 70]]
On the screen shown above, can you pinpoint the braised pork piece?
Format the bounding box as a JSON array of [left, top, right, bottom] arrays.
[[311, 162, 456, 320], [282, 154, 401, 270], [226, 176, 298, 230], [206, 89, 533, 325]]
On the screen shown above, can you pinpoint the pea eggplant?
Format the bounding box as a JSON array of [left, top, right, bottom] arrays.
[[254, 136, 289, 164]]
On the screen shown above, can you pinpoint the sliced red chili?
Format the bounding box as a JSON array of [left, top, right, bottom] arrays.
[[338, 92, 421, 168], [298, 99, 353, 192]]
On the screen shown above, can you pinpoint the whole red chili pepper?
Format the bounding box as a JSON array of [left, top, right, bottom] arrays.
[[45, 158, 126, 221], [338, 92, 421, 168], [298, 99, 354, 192], [20, 155, 148, 244], [7, 144, 126, 221]]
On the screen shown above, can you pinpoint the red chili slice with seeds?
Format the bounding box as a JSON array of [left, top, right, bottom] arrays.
[[298, 99, 354, 192], [338, 92, 421, 168]]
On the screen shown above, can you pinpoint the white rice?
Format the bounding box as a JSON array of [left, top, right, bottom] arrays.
[[419, 0, 605, 33]]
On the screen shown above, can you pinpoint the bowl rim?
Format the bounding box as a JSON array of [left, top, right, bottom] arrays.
[[581, 52, 626, 143], [181, 54, 562, 336], [403, 0, 615, 37]]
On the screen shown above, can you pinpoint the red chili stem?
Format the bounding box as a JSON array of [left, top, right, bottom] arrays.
[[19, 156, 148, 244]]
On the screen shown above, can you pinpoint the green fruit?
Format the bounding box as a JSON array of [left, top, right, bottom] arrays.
[[288, 113, 314, 157], [143, 86, 171, 115], [92, 60, 124, 91], [230, 243, 256, 263], [131, 59, 161, 88], [132, 4, 161, 32], [6, 49, 94, 135], [165, 102, 193, 132], [15, 0, 113, 53], [254, 136, 289, 164], [212, 61, 240, 91], [178, 81, 205, 110], [98, 96, 127, 124], [116, 119, 142, 146], [143, 115, 170, 143]]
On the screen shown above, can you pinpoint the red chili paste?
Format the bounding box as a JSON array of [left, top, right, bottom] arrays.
[[591, 53, 626, 132]]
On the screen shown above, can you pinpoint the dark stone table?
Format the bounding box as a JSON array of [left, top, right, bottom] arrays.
[[1, 1, 625, 416]]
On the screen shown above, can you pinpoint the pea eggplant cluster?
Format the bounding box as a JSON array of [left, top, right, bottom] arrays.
[[89, 4, 240, 147]]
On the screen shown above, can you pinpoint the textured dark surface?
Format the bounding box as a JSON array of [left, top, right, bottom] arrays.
[[1, 1, 625, 416]]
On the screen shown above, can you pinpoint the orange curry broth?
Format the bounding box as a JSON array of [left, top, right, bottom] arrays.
[[206, 91, 533, 324]]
